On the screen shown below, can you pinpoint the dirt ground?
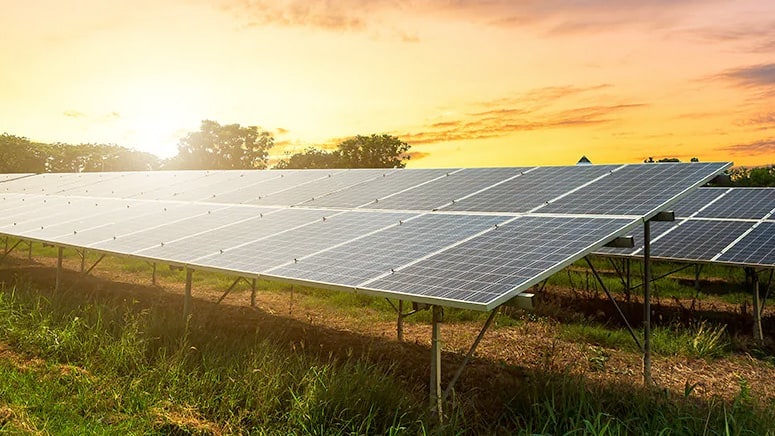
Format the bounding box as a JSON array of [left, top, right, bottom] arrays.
[[1, 251, 774, 416]]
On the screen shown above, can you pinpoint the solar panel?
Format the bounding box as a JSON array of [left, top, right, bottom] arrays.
[[541, 163, 729, 216], [133, 207, 326, 262], [83, 205, 268, 254], [669, 188, 728, 218], [648, 220, 755, 261], [0, 174, 34, 183], [717, 222, 775, 266], [595, 220, 677, 257], [694, 188, 775, 219], [204, 170, 339, 204], [0, 163, 733, 310], [299, 169, 453, 208], [443, 165, 617, 213], [362, 216, 636, 309], [366, 167, 528, 211], [193, 211, 416, 275], [247, 169, 391, 206], [267, 213, 509, 286]]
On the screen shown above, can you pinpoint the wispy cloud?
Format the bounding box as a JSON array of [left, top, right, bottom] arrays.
[[720, 138, 775, 156], [397, 85, 644, 146], [719, 63, 775, 88], [677, 21, 775, 53], [63, 109, 86, 118], [220, 0, 718, 38]]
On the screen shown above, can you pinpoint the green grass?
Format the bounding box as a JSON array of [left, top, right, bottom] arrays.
[[560, 321, 731, 359]]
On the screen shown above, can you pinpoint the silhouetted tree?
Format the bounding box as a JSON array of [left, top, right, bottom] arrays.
[[276, 134, 411, 169], [274, 147, 341, 169], [170, 120, 273, 170], [728, 165, 775, 187], [0, 133, 47, 172]]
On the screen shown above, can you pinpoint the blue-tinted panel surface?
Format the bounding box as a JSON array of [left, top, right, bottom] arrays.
[[594, 220, 677, 256], [670, 188, 727, 217], [444, 165, 616, 213], [364, 216, 634, 308], [204, 170, 336, 204], [194, 211, 415, 274], [717, 222, 775, 266], [301, 169, 453, 208], [367, 167, 527, 211], [135, 208, 326, 262], [90, 205, 267, 254], [542, 163, 729, 216], [268, 213, 509, 286], [248, 169, 388, 206], [650, 220, 754, 261], [694, 188, 775, 219]]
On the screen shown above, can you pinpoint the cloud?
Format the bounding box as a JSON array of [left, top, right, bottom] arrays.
[[737, 112, 775, 128], [677, 21, 775, 53], [220, 0, 718, 38], [63, 109, 86, 118], [275, 127, 290, 135], [397, 85, 645, 146], [720, 138, 775, 156], [718, 63, 775, 88]]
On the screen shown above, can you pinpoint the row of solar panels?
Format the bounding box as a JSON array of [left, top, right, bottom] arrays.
[[0, 163, 730, 310], [598, 187, 775, 268], [0, 163, 727, 217]]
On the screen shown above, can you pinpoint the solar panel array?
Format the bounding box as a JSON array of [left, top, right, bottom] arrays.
[[599, 187, 775, 268], [0, 162, 729, 310]]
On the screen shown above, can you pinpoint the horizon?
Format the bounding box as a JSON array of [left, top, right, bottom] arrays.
[[2, 1, 774, 168]]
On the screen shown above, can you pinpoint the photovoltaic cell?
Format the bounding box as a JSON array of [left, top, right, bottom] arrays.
[[268, 213, 509, 286], [204, 170, 338, 204], [88, 205, 268, 254], [717, 222, 775, 266], [247, 169, 389, 206], [443, 165, 617, 213], [649, 220, 755, 261], [668, 188, 727, 218], [366, 167, 528, 211], [194, 211, 416, 274], [594, 220, 677, 256], [541, 163, 729, 216], [134, 208, 326, 262], [694, 188, 775, 219], [363, 216, 635, 309], [299, 169, 453, 208]]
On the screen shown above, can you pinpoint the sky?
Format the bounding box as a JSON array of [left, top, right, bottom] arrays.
[[1, 0, 774, 168]]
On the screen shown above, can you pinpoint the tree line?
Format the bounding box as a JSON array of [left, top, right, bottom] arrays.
[[2, 122, 773, 187], [1, 120, 412, 173]]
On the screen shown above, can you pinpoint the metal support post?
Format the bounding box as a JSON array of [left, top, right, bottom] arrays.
[[184, 268, 193, 320], [443, 308, 498, 402], [55, 247, 64, 293], [625, 258, 631, 302], [217, 277, 243, 304], [430, 305, 443, 420], [585, 257, 642, 351], [0, 239, 24, 264], [643, 220, 652, 386], [397, 300, 406, 341], [694, 264, 703, 291], [80, 249, 87, 273], [27, 241, 33, 260], [152, 262, 157, 286], [752, 270, 763, 342], [250, 278, 257, 307]]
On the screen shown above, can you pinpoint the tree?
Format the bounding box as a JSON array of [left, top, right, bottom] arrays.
[[42, 143, 160, 172], [274, 147, 341, 169], [0, 133, 48, 172], [170, 120, 274, 170], [337, 134, 411, 168], [276, 134, 411, 169], [727, 165, 775, 187]]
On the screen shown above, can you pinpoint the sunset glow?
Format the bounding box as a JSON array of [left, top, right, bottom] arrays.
[[2, 0, 773, 167]]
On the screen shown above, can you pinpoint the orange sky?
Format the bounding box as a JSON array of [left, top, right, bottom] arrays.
[[1, 0, 773, 168]]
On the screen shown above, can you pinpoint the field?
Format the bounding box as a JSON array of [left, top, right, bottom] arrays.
[[0, 242, 774, 434]]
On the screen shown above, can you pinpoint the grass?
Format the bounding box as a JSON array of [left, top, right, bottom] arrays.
[[0, 242, 773, 434]]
